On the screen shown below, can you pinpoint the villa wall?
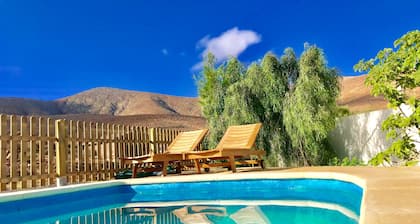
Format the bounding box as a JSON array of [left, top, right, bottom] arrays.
[[329, 107, 420, 164], [328, 109, 393, 163]]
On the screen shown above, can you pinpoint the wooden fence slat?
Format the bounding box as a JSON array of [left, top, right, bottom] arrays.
[[111, 124, 117, 171], [100, 123, 105, 180], [29, 116, 36, 188], [47, 118, 54, 185], [105, 123, 110, 180], [69, 120, 76, 183], [10, 115, 18, 190], [89, 122, 94, 181], [38, 117, 45, 186], [0, 115, 7, 191], [19, 116, 28, 189], [76, 120, 82, 182], [83, 121, 88, 182], [94, 122, 99, 181], [55, 120, 67, 179]]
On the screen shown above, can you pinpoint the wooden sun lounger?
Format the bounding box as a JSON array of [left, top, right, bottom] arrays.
[[120, 128, 208, 177], [185, 123, 265, 174]]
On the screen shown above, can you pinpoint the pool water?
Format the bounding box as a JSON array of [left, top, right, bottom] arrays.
[[27, 204, 358, 224], [0, 179, 363, 224]]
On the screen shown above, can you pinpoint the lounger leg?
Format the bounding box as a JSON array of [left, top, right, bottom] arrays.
[[258, 155, 265, 169], [132, 164, 138, 178], [194, 159, 202, 174], [229, 155, 237, 173], [162, 161, 168, 176]]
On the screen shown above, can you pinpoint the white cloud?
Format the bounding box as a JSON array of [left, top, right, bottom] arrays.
[[192, 27, 261, 70], [161, 48, 169, 56]]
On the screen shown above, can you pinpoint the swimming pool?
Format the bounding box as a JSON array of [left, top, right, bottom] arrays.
[[0, 178, 364, 224]]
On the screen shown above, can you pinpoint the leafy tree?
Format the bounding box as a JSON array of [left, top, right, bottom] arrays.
[[197, 53, 243, 148], [197, 47, 339, 167], [283, 45, 340, 166], [280, 47, 300, 90], [223, 52, 295, 166], [354, 30, 420, 166]]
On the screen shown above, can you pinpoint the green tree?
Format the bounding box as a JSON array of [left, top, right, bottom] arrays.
[[283, 45, 340, 166], [354, 30, 420, 166], [223, 52, 294, 166], [197, 53, 243, 148]]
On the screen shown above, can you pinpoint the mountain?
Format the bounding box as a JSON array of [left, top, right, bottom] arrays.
[[338, 75, 420, 113], [337, 75, 387, 113], [1, 75, 418, 120], [0, 87, 201, 117], [56, 87, 201, 116]]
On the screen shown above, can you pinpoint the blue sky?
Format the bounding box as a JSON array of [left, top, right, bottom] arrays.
[[0, 0, 419, 100]]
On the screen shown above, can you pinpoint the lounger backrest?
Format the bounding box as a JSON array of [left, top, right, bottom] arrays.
[[167, 129, 208, 153], [216, 123, 262, 150]]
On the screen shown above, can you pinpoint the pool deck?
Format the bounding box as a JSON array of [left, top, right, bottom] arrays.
[[121, 166, 420, 224]]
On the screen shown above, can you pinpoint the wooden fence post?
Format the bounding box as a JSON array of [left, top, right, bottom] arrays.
[[55, 120, 67, 186], [149, 128, 155, 155]]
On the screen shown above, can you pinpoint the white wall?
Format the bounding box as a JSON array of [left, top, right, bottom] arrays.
[[329, 106, 419, 164], [328, 109, 394, 163]]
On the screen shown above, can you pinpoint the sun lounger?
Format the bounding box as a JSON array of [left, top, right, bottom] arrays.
[[120, 128, 208, 177], [185, 123, 265, 174]]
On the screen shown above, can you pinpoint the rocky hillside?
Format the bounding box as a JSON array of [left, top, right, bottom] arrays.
[[338, 75, 420, 113], [56, 87, 201, 116], [0, 87, 201, 117]]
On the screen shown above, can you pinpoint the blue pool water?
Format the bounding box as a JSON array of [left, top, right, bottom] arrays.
[[0, 179, 363, 224]]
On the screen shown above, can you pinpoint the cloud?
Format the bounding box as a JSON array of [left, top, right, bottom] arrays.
[[161, 48, 169, 56], [192, 27, 261, 70]]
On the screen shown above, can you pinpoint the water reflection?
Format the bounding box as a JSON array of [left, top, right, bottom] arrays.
[[50, 204, 356, 224]]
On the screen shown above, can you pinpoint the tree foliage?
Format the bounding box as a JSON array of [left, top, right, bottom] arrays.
[[223, 52, 292, 166], [283, 45, 340, 165], [197, 46, 340, 167], [354, 30, 420, 166], [197, 53, 243, 148]]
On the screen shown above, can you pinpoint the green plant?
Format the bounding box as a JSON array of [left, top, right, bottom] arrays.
[[196, 45, 340, 167], [354, 30, 420, 166], [328, 157, 365, 166], [283, 45, 340, 166]]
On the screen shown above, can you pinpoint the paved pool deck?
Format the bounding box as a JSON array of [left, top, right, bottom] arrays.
[[121, 166, 420, 224]]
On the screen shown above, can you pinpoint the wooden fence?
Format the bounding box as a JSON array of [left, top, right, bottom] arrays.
[[0, 114, 182, 192]]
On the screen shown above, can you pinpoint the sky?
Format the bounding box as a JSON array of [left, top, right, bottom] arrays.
[[0, 0, 419, 100]]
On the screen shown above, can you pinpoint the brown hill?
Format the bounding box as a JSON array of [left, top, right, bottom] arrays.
[[0, 87, 201, 117], [56, 87, 201, 116], [338, 75, 420, 113], [337, 75, 387, 113]]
